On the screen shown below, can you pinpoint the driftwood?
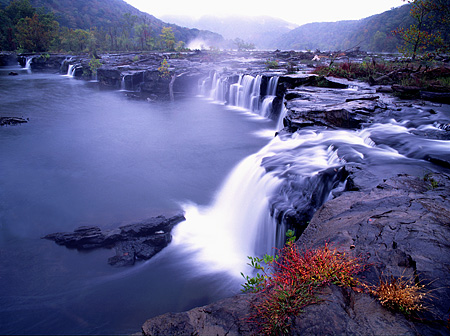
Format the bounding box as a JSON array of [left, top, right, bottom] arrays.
[[420, 91, 450, 103], [369, 67, 412, 85]]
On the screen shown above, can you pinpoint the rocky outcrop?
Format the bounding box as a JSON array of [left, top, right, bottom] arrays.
[[141, 172, 450, 336], [0, 52, 17, 66], [0, 116, 28, 126], [43, 212, 185, 267], [279, 76, 386, 131]]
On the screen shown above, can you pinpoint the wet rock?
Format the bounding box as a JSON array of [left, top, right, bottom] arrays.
[[43, 212, 185, 266], [142, 293, 260, 336], [0, 52, 17, 66], [278, 74, 349, 91], [0, 117, 28, 126], [298, 172, 450, 335], [285, 98, 377, 130], [97, 67, 122, 89], [141, 173, 450, 336], [18, 54, 68, 71]]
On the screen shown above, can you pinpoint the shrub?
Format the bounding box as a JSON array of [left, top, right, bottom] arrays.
[[157, 58, 170, 78], [265, 59, 279, 70], [242, 239, 367, 335]]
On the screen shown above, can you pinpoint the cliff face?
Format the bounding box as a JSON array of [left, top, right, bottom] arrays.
[[141, 171, 450, 336]]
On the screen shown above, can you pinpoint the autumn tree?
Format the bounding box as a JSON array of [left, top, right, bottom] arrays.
[[159, 27, 175, 51], [394, 0, 450, 59], [15, 12, 59, 52]]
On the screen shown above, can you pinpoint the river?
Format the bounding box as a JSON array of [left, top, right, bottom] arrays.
[[0, 65, 274, 335]]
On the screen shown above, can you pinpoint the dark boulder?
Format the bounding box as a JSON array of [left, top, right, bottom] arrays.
[[43, 212, 185, 266], [0, 117, 28, 126], [0, 52, 17, 66], [97, 67, 122, 89]]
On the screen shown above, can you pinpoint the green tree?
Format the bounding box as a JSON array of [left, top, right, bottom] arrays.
[[233, 38, 256, 51], [0, 0, 36, 50], [134, 23, 154, 50], [5, 0, 35, 23], [159, 26, 175, 51], [119, 12, 137, 50], [394, 0, 450, 59], [15, 12, 59, 52]]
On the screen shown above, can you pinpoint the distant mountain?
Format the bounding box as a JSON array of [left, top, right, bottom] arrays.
[[25, 0, 223, 45], [273, 4, 413, 52], [162, 14, 298, 49]]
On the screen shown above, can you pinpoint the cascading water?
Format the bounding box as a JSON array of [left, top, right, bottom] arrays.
[[64, 64, 80, 78], [120, 75, 127, 91], [260, 76, 279, 118], [209, 72, 227, 103], [200, 72, 279, 119], [276, 100, 288, 130], [171, 116, 438, 276], [24, 56, 34, 71]]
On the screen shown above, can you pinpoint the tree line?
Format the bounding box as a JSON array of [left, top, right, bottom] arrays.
[[0, 0, 183, 53]]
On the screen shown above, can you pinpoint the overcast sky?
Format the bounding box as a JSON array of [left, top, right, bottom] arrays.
[[124, 0, 406, 25]]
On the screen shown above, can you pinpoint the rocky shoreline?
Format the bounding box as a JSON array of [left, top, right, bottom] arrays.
[[4, 50, 450, 335], [141, 170, 450, 336]]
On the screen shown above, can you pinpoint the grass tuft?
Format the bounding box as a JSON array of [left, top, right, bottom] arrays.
[[369, 274, 430, 316]]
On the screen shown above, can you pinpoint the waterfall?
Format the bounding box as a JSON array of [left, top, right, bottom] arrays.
[[260, 96, 275, 118], [64, 64, 79, 78], [171, 128, 383, 276], [209, 72, 226, 103], [120, 75, 126, 91], [267, 76, 279, 96], [172, 144, 283, 274], [260, 76, 279, 118], [276, 101, 288, 131], [200, 72, 279, 119], [25, 56, 34, 71]]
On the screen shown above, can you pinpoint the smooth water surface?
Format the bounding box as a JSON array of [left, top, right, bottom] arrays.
[[0, 66, 274, 335]]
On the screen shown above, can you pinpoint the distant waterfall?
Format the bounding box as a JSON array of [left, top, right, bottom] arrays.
[[199, 72, 279, 119], [64, 64, 80, 78], [120, 75, 127, 91], [24, 56, 34, 71]]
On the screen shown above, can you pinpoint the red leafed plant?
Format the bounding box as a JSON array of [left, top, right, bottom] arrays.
[[242, 233, 367, 335]]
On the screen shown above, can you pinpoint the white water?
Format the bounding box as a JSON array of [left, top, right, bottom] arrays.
[[120, 75, 126, 91], [170, 115, 446, 277], [64, 64, 79, 77], [25, 56, 33, 72], [200, 72, 280, 120], [171, 129, 361, 275]]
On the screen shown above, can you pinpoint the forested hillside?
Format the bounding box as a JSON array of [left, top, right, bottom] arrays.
[[0, 0, 222, 52], [274, 4, 413, 52]]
